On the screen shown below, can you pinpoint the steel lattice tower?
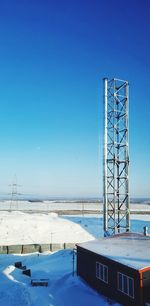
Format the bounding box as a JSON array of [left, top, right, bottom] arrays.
[[9, 175, 21, 211], [103, 78, 130, 236]]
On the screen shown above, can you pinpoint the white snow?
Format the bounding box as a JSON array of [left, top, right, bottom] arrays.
[[131, 214, 150, 221], [0, 200, 149, 213], [0, 200, 100, 211], [0, 211, 93, 245], [0, 203, 149, 306], [0, 250, 120, 306]]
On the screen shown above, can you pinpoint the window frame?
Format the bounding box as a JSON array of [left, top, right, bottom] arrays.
[[117, 272, 134, 299], [96, 261, 108, 284]]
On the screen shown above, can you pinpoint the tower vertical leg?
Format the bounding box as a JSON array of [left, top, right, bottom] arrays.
[[103, 78, 108, 236]]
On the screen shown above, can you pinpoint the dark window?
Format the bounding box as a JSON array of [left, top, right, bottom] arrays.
[[100, 265, 104, 280], [96, 262, 100, 279], [123, 275, 128, 294], [104, 265, 108, 283], [118, 272, 122, 291], [96, 262, 108, 283], [129, 277, 134, 298], [118, 272, 134, 299]]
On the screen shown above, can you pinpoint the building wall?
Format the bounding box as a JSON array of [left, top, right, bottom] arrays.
[[143, 270, 150, 304], [77, 246, 143, 306]]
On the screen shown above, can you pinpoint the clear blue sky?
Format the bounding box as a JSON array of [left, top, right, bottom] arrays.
[[0, 0, 149, 197]]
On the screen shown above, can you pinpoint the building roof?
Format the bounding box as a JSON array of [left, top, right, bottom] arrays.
[[77, 232, 150, 271]]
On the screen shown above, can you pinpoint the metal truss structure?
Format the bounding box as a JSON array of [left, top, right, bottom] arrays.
[[9, 175, 21, 211], [103, 78, 130, 236]]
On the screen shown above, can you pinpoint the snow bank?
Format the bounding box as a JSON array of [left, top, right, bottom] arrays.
[[0, 211, 94, 245], [0, 250, 120, 306]]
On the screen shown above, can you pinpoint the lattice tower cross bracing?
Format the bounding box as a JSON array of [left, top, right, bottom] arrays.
[[103, 78, 130, 236]]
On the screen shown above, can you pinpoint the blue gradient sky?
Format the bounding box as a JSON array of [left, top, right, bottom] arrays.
[[0, 0, 149, 197]]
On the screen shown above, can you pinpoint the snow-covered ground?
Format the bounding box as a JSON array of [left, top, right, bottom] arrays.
[[0, 211, 93, 245], [0, 211, 150, 246], [0, 200, 149, 212], [0, 250, 120, 306], [0, 200, 100, 212], [61, 214, 150, 238], [0, 207, 150, 306]]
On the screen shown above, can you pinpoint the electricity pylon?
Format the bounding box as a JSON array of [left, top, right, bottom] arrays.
[[9, 175, 21, 210]]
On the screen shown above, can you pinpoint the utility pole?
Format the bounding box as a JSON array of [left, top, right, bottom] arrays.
[[103, 78, 130, 236]]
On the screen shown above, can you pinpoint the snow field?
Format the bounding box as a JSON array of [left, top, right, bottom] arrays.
[[0, 211, 93, 245], [0, 250, 120, 306], [0, 209, 150, 306]]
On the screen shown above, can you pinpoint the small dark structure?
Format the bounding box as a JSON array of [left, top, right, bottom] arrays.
[[76, 233, 150, 306], [22, 269, 31, 277], [14, 261, 26, 270], [14, 261, 22, 268], [31, 279, 49, 287]]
